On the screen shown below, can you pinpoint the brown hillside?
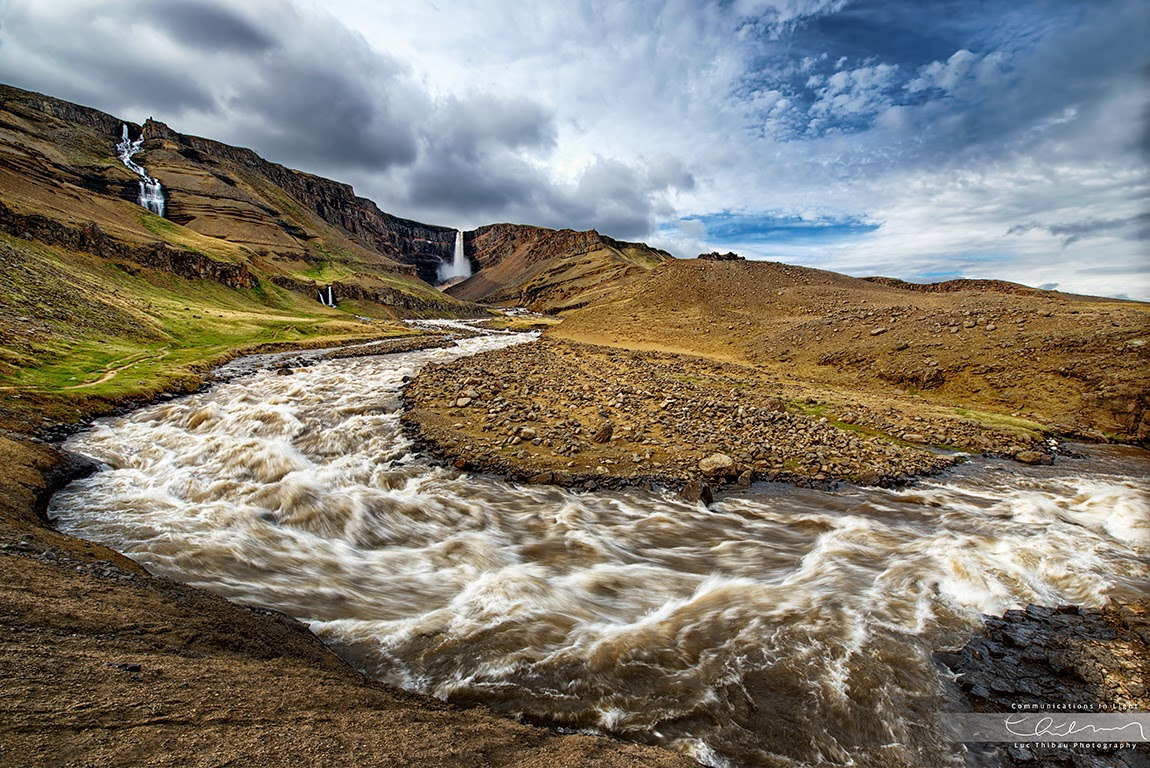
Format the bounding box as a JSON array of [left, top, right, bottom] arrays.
[[550, 259, 1150, 442], [449, 223, 670, 312]]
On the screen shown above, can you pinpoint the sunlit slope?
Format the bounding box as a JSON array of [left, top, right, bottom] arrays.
[[550, 258, 1150, 442], [448, 223, 670, 312]]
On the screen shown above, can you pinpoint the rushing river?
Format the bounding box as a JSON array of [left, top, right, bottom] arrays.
[[49, 331, 1149, 768]]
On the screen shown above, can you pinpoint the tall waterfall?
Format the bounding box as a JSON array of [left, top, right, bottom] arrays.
[[116, 124, 165, 217], [437, 230, 472, 283]]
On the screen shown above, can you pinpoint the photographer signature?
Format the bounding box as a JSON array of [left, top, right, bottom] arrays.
[[1004, 715, 1146, 740]]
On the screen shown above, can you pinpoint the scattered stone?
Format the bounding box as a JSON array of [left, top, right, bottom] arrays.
[[591, 423, 613, 444], [678, 480, 714, 505]]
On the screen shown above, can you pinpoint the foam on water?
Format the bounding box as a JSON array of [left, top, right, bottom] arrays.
[[50, 332, 1149, 768]]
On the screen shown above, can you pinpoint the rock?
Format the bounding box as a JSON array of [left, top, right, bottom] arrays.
[[527, 471, 553, 484], [591, 423, 613, 443], [870, 327, 887, 336], [276, 367, 293, 376], [1014, 450, 1052, 465], [736, 470, 753, 488], [452, 458, 468, 469], [519, 426, 537, 440], [678, 481, 714, 506], [699, 452, 736, 477], [455, 397, 472, 407], [901, 433, 926, 443]]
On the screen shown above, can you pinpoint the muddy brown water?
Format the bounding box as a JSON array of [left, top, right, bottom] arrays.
[[50, 330, 1149, 768]]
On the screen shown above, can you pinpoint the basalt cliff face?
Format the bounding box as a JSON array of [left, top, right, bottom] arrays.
[[138, 118, 460, 286], [448, 223, 670, 312], [0, 83, 469, 314]]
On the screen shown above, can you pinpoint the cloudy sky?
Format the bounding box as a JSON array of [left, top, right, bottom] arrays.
[[1, 0, 1147, 299]]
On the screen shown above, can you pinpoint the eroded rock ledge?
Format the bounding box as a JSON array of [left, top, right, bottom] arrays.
[[938, 600, 1150, 767]]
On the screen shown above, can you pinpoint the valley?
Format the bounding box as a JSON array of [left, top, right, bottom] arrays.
[[0, 82, 1146, 768]]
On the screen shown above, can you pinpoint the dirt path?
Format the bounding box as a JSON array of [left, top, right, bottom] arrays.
[[64, 350, 171, 390]]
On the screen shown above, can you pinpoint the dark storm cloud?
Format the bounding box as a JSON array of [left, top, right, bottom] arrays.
[[1007, 213, 1150, 247], [434, 96, 557, 160], [142, 0, 276, 53], [233, 58, 420, 171], [1076, 264, 1150, 276]]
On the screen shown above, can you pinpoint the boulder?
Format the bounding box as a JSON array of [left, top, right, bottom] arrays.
[[1015, 450, 1052, 465], [678, 481, 714, 506], [699, 452, 736, 477]]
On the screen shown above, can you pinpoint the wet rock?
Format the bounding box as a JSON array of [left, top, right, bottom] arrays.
[[1015, 450, 1052, 465], [736, 470, 753, 488], [527, 471, 553, 484], [678, 481, 713, 506]]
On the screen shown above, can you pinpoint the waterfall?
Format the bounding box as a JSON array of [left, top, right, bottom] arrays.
[[317, 285, 336, 307], [116, 124, 165, 217], [327, 285, 335, 307], [437, 230, 472, 283]]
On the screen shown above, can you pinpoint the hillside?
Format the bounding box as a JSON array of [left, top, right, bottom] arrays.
[[448, 223, 670, 312], [548, 259, 1150, 443], [0, 84, 494, 433]]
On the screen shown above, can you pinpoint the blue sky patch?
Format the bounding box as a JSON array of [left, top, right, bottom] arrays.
[[667, 211, 879, 247]]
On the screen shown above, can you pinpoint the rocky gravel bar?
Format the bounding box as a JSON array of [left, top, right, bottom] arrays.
[[402, 338, 1056, 497]]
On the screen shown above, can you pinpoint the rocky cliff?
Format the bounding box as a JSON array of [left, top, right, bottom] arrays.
[[140, 118, 459, 285], [448, 223, 670, 312], [0, 82, 472, 316]]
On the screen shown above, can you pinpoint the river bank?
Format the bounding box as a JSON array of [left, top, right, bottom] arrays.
[[40, 331, 1148, 767], [0, 339, 698, 767]]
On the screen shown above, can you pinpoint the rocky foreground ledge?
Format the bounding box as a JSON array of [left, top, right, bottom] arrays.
[[0, 434, 697, 768], [940, 600, 1150, 767], [402, 338, 1056, 498]]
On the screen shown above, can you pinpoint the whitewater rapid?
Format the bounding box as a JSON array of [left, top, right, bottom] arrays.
[[49, 331, 1149, 768]]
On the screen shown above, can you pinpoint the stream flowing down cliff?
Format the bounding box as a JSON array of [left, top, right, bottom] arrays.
[[115, 124, 165, 216], [49, 330, 1149, 768]]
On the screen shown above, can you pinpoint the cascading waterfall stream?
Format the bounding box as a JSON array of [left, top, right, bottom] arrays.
[[437, 230, 472, 283], [116, 124, 165, 217], [48, 328, 1150, 768]]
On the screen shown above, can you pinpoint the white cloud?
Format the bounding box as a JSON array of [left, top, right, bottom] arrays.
[[0, 0, 1144, 298]]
